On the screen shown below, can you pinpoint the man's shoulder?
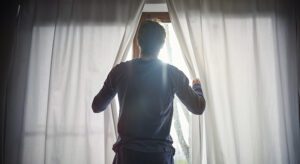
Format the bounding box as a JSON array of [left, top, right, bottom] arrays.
[[165, 63, 179, 71], [117, 59, 137, 67], [110, 60, 136, 75], [165, 63, 184, 76], [112, 60, 131, 70]]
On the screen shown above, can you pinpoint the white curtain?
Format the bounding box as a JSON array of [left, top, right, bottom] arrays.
[[167, 0, 300, 164], [4, 0, 144, 164]]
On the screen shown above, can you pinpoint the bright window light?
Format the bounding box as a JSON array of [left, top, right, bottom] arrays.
[[160, 22, 191, 164]]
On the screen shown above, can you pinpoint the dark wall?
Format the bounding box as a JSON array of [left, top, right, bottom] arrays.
[[0, 0, 20, 163], [298, 7, 300, 126]]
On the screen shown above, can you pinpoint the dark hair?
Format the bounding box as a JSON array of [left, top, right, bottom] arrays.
[[137, 20, 166, 56]]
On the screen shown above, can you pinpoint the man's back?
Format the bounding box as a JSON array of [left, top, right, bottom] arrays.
[[92, 58, 205, 154], [113, 58, 178, 153]]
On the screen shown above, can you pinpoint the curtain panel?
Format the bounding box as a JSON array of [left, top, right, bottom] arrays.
[[167, 0, 299, 163], [4, 0, 145, 164]]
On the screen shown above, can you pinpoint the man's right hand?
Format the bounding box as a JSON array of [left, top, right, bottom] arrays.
[[192, 79, 201, 85]]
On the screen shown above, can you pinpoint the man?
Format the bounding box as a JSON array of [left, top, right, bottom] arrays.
[[92, 20, 206, 164]]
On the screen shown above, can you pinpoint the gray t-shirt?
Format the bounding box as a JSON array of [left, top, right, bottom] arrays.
[[92, 58, 205, 154]]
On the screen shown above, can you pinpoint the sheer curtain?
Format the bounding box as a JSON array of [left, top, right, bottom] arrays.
[[4, 0, 144, 164], [167, 0, 300, 164]]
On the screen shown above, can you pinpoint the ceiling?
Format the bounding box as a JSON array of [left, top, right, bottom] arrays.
[[146, 0, 165, 4]]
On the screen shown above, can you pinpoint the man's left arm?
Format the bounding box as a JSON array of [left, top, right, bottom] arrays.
[[92, 68, 118, 113]]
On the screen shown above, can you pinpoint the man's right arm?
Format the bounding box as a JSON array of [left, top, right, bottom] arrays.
[[174, 72, 206, 115]]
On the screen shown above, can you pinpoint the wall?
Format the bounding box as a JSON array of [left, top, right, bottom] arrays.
[[0, 0, 20, 163]]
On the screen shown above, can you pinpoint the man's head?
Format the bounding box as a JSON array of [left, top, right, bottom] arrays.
[[138, 20, 166, 57]]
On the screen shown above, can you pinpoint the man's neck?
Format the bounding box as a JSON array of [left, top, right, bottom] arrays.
[[140, 54, 158, 60]]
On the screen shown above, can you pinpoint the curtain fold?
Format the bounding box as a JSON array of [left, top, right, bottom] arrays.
[[167, 0, 299, 163], [4, 0, 145, 164]]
